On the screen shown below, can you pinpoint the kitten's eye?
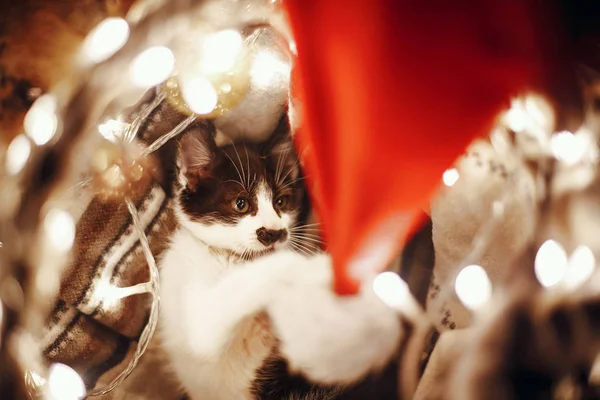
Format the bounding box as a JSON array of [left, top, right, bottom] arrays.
[[275, 195, 289, 209], [234, 197, 249, 213]]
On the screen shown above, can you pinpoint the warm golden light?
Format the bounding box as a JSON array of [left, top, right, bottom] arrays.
[[180, 77, 218, 115], [82, 17, 129, 63], [551, 131, 586, 165], [372, 271, 409, 309], [200, 30, 243, 74], [24, 94, 58, 146], [130, 46, 175, 88], [6, 134, 32, 175], [98, 119, 129, 143], [47, 363, 86, 400], [564, 245, 595, 289], [44, 209, 76, 253], [454, 264, 492, 311], [535, 239, 568, 288], [442, 168, 459, 187]]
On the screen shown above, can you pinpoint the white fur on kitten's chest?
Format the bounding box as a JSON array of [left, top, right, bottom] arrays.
[[159, 228, 276, 400]]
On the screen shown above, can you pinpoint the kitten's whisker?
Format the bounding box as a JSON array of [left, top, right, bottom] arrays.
[[290, 235, 322, 248], [290, 222, 321, 230], [289, 239, 317, 255], [223, 150, 245, 189], [288, 227, 322, 234], [244, 145, 251, 188], [289, 226, 321, 232], [290, 230, 322, 238], [222, 179, 245, 190], [275, 144, 291, 186], [291, 238, 321, 252], [288, 241, 310, 257], [291, 235, 323, 245], [278, 176, 304, 191], [232, 143, 248, 190], [291, 222, 321, 228], [279, 160, 300, 186]]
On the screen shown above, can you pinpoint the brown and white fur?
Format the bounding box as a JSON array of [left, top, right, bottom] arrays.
[[159, 117, 402, 399], [159, 117, 308, 399]]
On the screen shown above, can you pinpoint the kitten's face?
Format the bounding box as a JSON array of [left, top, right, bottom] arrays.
[[176, 118, 303, 258]]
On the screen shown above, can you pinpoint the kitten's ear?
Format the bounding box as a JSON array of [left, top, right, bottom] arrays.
[[263, 113, 299, 180], [263, 113, 294, 156], [177, 121, 217, 188]]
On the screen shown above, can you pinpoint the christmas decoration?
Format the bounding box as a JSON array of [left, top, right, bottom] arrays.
[[3, 0, 600, 399]]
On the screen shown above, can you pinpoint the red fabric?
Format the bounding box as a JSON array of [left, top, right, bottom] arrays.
[[284, 1, 553, 295]]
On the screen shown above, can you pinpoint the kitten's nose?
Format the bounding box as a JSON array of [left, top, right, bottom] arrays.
[[256, 228, 287, 246]]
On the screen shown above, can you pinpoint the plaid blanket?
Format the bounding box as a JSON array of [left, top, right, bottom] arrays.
[[41, 89, 195, 396]]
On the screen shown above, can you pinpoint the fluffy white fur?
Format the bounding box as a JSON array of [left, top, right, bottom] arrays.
[[161, 202, 402, 399], [265, 257, 402, 385], [161, 241, 402, 399], [162, 134, 402, 398]]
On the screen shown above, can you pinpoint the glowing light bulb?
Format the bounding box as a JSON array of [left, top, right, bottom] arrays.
[[535, 239, 568, 288], [24, 94, 58, 145], [442, 168, 459, 187], [6, 134, 32, 175], [44, 209, 76, 253], [372, 271, 409, 309], [551, 131, 586, 165], [200, 30, 243, 74], [504, 95, 553, 138], [180, 77, 218, 115], [564, 245, 595, 288], [251, 51, 291, 88], [130, 46, 174, 88], [82, 17, 129, 63], [524, 95, 553, 131], [454, 264, 492, 311], [98, 119, 128, 142], [47, 363, 86, 400], [95, 281, 122, 310], [505, 103, 528, 133]]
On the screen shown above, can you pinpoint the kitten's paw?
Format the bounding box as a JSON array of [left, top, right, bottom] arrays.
[[267, 260, 401, 385]]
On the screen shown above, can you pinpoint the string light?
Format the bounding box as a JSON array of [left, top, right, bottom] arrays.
[[98, 119, 129, 143], [503, 95, 553, 142], [5, 3, 294, 399], [130, 46, 175, 88], [200, 30, 243, 74], [5, 134, 32, 175], [43, 209, 76, 253], [454, 264, 492, 311], [504, 101, 528, 133], [442, 168, 459, 187], [47, 363, 86, 400], [551, 131, 586, 165], [535, 239, 568, 288], [372, 271, 410, 310], [82, 18, 129, 63], [95, 281, 152, 310], [564, 245, 596, 289], [180, 77, 219, 115], [24, 94, 58, 146]]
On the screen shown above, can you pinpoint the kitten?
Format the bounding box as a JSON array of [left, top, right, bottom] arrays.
[[159, 116, 315, 400]]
